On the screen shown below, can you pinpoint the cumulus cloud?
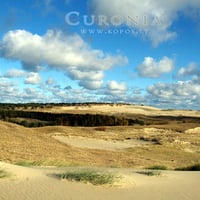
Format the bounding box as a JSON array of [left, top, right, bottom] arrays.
[[137, 56, 174, 78], [64, 86, 72, 90], [67, 69, 104, 90], [178, 62, 200, 77], [89, 0, 200, 46], [0, 80, 19, 102], [147, 80, 200, 108], [4, 68, 26, 78], [107, 80, 127, 91], [0, 29, 128, 90], [105, 80, 127, 96], [46, 77, 56, 85], [22, 87, 45, 102], [25, 72, 41, 85]]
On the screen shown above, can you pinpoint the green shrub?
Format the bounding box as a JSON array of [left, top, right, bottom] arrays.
[[147, 165, 168, 170], [175, 164, 200, 171], [58, 170, 116, 185], [15, 160, 80, 167], [0, 169, 9, 178], [15, 160, 37, 166], [137, 170, 162, 176]]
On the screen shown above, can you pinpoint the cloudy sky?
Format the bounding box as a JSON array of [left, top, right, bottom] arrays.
[[0, 0, 200, 109]]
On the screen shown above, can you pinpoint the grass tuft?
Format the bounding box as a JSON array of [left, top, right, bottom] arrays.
[[137, 170, 162, 176], [175, 164, 200, 171], [146, 165, 168, 170], [0, 169, 9, 178], [58, 170, 116, 185], [15, 161, 37, 167], [14, 160, 80, 167]]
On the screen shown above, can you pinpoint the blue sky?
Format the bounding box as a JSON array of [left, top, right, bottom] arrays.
[[0, 0, 200, 109]]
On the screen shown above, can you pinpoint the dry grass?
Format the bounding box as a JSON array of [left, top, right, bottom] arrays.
[[58, 170, 116, 185], [1, 105, 200, 169], [94, 127, 107, 132]]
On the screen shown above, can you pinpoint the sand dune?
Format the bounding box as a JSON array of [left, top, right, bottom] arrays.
[[1, 105, 200, 199], [1, 162, 200, 200], [40, 104, 200, 117]]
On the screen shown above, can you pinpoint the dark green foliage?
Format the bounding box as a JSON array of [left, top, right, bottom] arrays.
[[175, 164, 200, 171], [146, 165, 168, 170], [0, 169, 9, 178], [0, 109, 140, 127], [137, 170, 162, 176], [58, 170, 115, 185]]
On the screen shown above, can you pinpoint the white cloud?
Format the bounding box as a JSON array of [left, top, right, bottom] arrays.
[[0, 80, 19, 102], [0, 29, 128, 90], [79, 80, 103, 90], [105, 80, 128, 96], [107, 80, 127, 91], [22, 88, 44, 101], [1, 74, 200, 108], [4, 68, 26, 78], [137, 56, 174, 78], [46, 77, 56, 85], [178, 62, 200, 77], [89, 0, 200, 46], [68, 69, 104, 89], [147, 80, 200, 108], [25, 72, 41, 85]]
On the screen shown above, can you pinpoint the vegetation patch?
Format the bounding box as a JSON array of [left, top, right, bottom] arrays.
[[0, 169, 9, 178], [58, 170, 117, 185], [175, 164, 200, 171], [15, 160, 38, 167], [137, 170, 162, 176], [15, 160, 79, 167], [94, 127, 107, 131], [146, 165, 168, 170], [0, 109, 134, 127]]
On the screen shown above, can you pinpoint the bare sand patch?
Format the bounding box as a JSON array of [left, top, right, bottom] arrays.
[[53, 135, 152, 151], [185, 127, 200, 134]]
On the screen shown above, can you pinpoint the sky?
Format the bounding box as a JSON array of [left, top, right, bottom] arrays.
[[0, 0, 200, 109]]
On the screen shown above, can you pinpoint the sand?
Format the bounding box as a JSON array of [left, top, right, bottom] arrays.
[[40, 104, 200, 117], [0, 162, 200, 200], [53, 135, 152, 151], [1, 104, 200, 199]]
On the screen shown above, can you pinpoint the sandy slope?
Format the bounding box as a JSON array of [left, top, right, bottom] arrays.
[[0, 162, 200, 200], [40, 104, 200, 117]]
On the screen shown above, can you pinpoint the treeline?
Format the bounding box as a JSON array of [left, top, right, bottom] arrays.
[[0, 109, 143, 127]]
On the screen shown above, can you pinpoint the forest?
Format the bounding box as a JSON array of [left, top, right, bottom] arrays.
[[0, 103, 142, 127]]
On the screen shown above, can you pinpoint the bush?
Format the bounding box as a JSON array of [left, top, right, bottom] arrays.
[[137, 170, 162, 176], [58, 170, 116, 185], [15, 161, 36, 166], [175, 164, 200, 171], [146, 165, 168, 170], [0, 169, 9, 178]]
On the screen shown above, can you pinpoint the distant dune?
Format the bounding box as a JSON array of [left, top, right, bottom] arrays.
[[33, 104, 200, 117]]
